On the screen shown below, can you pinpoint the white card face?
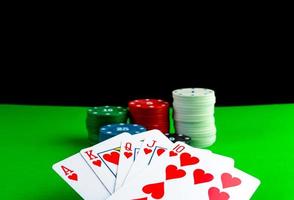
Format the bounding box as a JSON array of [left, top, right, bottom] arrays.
[[108, 142, 259, 200], [123, 130, 174, 185], [115, 130, 155, 191], [178, 167, 260, 200], [52, 153, 110, 200], [80, 132, 130, 194]]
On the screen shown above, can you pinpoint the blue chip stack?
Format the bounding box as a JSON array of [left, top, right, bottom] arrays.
[[99, 123, 147, 142]]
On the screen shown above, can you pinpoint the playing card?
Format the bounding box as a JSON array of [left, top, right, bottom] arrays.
[[80, 132, 130, 194], [165, 143, 258, 200], [178, 167, 260, 200], [122, 130, 174, 185], [115, 130, 157, 191], [52, 153, 110, 200], [108, 142, 258, 200], [189, 145, 235, 167]]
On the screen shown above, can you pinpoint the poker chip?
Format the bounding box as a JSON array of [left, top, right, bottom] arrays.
[[99, 123, 147, 142], [172, 88, 217, 148], [128, 99, 170, 133], [164, 133, 191, 144], [86, 106, 128, 145]]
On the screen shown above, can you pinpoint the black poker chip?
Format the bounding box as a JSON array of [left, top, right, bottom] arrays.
[[164, 133, 191, 144]]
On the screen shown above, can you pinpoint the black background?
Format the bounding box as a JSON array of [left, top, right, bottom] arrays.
[[1, 68, 293, 106], [1, 13, 293, 107]]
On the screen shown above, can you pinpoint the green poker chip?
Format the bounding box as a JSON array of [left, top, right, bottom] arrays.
[[87, 106, 127, 116], [86, 106, 128, 145]]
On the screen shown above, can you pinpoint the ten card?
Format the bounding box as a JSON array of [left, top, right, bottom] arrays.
[[167, 143, 259, 200], [108, 142, 258, 200]]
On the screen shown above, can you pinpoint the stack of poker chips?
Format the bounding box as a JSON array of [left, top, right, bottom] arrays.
[[86, 106, 128, 145], [172, 88, 216, 148], [128, 99, 170, 133], [99, 123, 147, 142]]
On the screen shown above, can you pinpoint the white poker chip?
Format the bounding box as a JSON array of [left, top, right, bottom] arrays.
[[174, 115, 214, 122], [173, 88, 215, 98], [172, 88, 217, 148], [175, 123, 216, 132], [189, 136, 216, 148]]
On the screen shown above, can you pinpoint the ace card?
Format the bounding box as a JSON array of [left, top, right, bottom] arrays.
[[52, 153, 110, 200]]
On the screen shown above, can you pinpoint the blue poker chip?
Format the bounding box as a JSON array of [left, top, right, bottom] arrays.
[[99, 123, 146, 142]]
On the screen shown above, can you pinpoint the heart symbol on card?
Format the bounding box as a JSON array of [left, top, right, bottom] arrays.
[[92, 159, 102, 167], [124, 152, 133, 159], [144, 148, 152, 155], [68, 173, 78, 181], [193, 169, 214, 184], [157, 149, 165, 156], [180, 152, 199, 166], [103, 151, 120, 165], [208, 187, 230, 200], [142, 182, 164, 199], [221, 173, 241, 188], [166, 165, 186, 180], [169, 151, 178, 157]]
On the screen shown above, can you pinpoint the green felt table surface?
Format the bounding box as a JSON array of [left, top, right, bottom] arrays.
[[0, 104, 293, 199]]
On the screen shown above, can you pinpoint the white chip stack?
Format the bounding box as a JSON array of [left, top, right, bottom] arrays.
[[172, 88, 216, 148]]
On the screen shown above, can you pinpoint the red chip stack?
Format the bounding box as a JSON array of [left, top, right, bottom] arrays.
[[128, 99, 170, 133]]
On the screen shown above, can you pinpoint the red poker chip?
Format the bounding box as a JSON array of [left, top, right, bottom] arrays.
[[145, 125, 169, 133], [129, 115, 169, 122], [128, 99, 170, 133], [129, 107, 169, 112], [128, 108, 169, 114], [128, 99, 169, 110], [132, 121, 169, 127], [131, 119, 166, 124], [129, 112, 169, 120], [130, 115, 169, 122]]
